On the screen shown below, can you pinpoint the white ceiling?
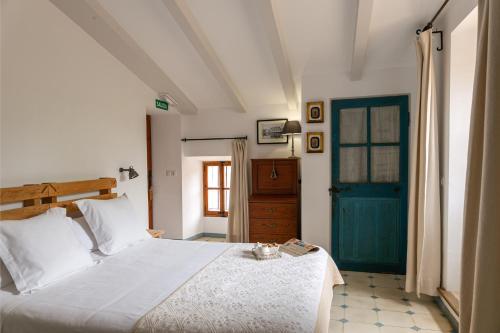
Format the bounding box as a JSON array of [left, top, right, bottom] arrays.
[[86, 0, 443, 113]]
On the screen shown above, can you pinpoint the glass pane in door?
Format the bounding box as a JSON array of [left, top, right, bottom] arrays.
[[371, 105, 400, 143], [339, 147, 368, 183], [340, 108, 367, 144], [371, 146, 400, 183]]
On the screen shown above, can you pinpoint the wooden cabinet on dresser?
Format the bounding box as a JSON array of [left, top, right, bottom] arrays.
[[249, 159, 300, 243]]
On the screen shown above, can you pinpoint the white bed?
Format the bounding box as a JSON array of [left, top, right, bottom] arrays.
[[0, 238, 342, 333], [0, 179, 343, 333]]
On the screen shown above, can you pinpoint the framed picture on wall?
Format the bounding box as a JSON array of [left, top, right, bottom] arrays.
[[306, 101, 324, 123], [307, 132, 324, 153], [256, 119, 289, 144]]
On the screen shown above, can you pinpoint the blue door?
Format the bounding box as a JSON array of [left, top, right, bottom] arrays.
[[331, 95, 408, 274]]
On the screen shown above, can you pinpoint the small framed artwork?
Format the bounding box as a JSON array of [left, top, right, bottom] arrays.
[[307, 132, 324, 153], [257, 119, 289, 144], [306, 101, 324, 123]]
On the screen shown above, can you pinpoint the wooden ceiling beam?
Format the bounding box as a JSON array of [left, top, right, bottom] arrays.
[[254, 0, 298, 112], [162, 0, 247, 113], [350, 0, 374, 81]]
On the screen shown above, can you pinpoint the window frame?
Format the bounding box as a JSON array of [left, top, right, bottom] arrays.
[[203, 161, 231, 217]]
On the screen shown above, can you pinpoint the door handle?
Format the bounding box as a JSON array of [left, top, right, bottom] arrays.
[[394, 186, 400, 193], [329, 186, 351, 195]]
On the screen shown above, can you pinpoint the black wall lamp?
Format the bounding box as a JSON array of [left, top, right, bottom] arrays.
[[119, 166, 139, 180]]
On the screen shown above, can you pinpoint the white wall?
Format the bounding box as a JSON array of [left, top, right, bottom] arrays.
[[435, 0, 478, 294], [181, 156, 204, 238], [301, 67, 417, 253], [151, 113, 184, 239], [0, 0, 155, 224], [181, 108, 301, 159]]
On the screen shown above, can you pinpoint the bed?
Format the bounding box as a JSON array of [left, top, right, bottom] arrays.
[[0, 178, 343, 333]]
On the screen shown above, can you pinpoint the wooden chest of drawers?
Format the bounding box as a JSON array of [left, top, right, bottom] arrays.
[[249, 159, 300, 243]]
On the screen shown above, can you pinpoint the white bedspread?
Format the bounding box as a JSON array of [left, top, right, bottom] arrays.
[[135, 244, 337, 333], [0, 239, 228, 333], [0, 239, 341, 333]]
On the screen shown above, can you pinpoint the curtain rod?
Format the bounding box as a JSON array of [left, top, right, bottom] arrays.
[[181, 136, 248, 142], [417, 0, 449, 33], [415, 0, 448, 51]]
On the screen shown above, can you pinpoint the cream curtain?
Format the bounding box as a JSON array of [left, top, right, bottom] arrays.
[[460, 1, 500, 332], [226, 139, 249, 243], [405, 29, 441, 297]]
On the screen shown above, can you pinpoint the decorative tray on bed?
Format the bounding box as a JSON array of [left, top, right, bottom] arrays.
[[252, 242, 282, 260]]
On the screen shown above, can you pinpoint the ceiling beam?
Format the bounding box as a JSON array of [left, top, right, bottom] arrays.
[[162, 0, 247, 113], [350, 0, 374, 81], [50, 0, 197, 114], [254, 0, 298, 112]]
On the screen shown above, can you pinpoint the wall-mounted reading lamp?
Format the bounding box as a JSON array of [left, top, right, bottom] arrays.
[[119, 166, 139, 180]]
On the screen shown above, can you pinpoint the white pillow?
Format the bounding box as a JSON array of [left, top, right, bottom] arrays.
[[76, 195, 151, 255], [0, 208, 95, 293], [70, 217, 98, 251]]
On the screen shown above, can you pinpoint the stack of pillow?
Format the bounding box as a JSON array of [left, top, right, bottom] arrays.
[[0, 195, 151, 294]]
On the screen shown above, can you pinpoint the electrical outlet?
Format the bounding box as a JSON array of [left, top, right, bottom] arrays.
[[166, 170, 176, 177]]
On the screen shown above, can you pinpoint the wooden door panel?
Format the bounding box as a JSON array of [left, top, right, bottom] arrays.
[[338, 198, 400, 265]]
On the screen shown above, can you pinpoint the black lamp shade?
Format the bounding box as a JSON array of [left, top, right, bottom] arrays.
[[128, 167, 139, 179], [281, 120, 302, 134], [119, 166, 139, 180]]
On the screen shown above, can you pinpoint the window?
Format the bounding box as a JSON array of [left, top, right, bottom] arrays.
[[203, 161, 231, 217]]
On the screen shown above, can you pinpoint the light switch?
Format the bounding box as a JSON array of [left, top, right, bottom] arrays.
[[166, 170, 176, 176]]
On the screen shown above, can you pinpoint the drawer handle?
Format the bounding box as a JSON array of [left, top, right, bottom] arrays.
[[265, 223, 277, 228], [264, 207, 277, 213]]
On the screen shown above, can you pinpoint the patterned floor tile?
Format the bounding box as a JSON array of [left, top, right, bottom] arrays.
[[374, 287, 405, 299], [379, 327, 415, 332], [344, 285, 375, 297], [343, 322, 380, 333], [328, 319, 344, 333], [376, 298, 412, 312], [408, 300, 443, 315], [344, 295, 377, 309], [378, 310, 415, 327], [332, 294, 345, 306], [345, 307, 378, 325], [412, 313, 453, 331], [331, 306, 345, 320]]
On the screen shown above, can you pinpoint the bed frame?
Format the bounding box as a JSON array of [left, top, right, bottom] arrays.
[[0, 178, 117, 220]]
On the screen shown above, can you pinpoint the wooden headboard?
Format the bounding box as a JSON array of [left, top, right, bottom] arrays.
[[0, 178, 117, 220]]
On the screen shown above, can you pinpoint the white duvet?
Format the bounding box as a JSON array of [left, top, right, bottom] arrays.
[[0, 239, 228, 333], [0, 239, 340, 333]]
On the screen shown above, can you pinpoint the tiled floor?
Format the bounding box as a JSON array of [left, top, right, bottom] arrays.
[[330, 271, 454, 333]]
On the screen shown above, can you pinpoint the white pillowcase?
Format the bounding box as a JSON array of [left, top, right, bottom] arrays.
[[76, 195, 151, 255], [0, 208, 95, 293], [70, 217, 98, 251]]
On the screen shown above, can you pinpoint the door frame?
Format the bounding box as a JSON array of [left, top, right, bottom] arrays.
[[146, 115, 153, 229], [331, 95, 409, 274]]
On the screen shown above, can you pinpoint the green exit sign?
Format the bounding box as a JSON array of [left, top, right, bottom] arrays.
[[155, 99, 169, 111]]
